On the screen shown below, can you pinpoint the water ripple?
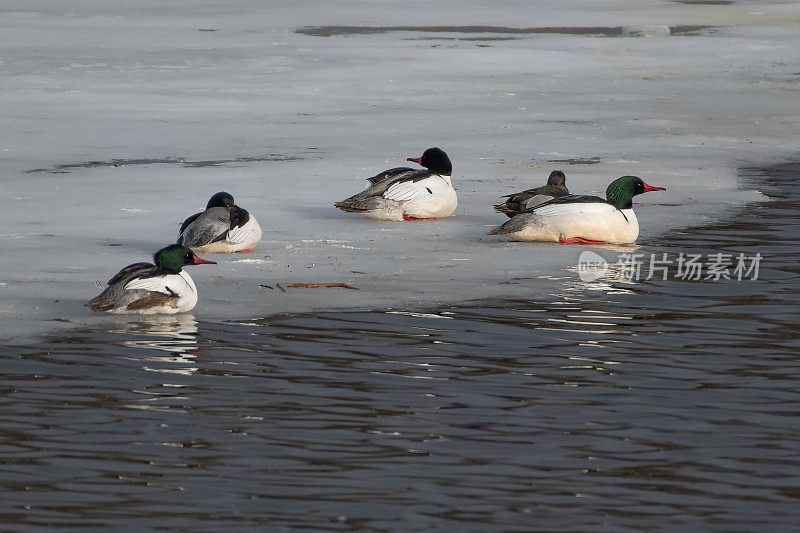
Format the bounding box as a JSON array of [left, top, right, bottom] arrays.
[[2, 162, 800, 529]]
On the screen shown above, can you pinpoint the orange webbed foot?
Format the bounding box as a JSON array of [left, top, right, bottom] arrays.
[[559, 237, 607, 244]]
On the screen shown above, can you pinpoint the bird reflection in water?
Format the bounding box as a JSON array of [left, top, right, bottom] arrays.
[[112, 314, 200, 376]]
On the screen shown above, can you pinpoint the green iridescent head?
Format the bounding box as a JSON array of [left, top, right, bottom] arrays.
[[206, 192, 235, 209], [153, 244, 216, 272], [605, 176, 665, 209]]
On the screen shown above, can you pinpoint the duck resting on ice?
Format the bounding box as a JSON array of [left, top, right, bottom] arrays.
[[488, 175, 665, 244], [178, 191, 262, 253], [85, 244, 216, 314], [494, 170, 569, 217], [334, 147, 457, 221]]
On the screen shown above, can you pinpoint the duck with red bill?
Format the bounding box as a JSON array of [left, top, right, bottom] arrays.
[[489, 176, 666, 244], [334, 147, 458, 221], [86, 244, 216, 314]]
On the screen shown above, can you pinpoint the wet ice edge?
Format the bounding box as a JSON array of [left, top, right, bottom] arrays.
[[1, 0, 798, 342]]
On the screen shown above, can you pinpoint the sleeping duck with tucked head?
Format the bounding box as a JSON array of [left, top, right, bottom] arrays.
[[178, 192, 262, 253]]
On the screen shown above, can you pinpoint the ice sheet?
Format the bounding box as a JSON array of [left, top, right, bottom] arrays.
[[1, 1, 798, 342]]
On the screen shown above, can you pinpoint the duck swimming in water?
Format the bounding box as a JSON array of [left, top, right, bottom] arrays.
[[488, 175, 665, 244], [334, 147, 457, 221]]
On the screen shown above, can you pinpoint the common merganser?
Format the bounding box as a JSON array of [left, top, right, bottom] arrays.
[[494, 170, 569, 217], [85, 244, 216, 314], [178, 192, 262, 253], [488, 175, 665, 244], [334, 147, 457, 221]]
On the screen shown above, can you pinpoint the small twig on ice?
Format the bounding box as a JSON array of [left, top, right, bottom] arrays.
[[287, 283, 359, 290]]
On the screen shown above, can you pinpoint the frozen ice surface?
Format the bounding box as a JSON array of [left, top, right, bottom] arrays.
[[1, 1, 798, 342]]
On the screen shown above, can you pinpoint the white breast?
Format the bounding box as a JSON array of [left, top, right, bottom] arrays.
[[124, 270, 198, 313], [507, 203, 639, 244], [388, 175, 457, 219], [227, 215, 263, 251]]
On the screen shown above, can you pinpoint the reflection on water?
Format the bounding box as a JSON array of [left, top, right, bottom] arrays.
[[2, 162, 800, 529], [562, 273, 641, 295], [113, 315, 200, 376], [111, 315, 201, 412], [105, 315, 201, 412]]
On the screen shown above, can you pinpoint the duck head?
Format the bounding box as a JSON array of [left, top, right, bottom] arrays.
[[547, 170, 567, 189], [606, 176, 665, 209], [206, 191, 235, 210], [154, 244, 216, 273], [407, 147, 452, 176]]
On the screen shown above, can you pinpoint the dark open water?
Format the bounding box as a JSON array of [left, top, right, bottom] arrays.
[[2, 162, 799, 531]]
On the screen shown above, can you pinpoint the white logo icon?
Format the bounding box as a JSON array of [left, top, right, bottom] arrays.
[[577, 250, 609, 282]]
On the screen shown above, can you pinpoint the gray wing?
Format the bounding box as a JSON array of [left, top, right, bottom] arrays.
[[85, 262, 162, 312], [525, 194, 606, 211], [488, 212, 540, 235], [495, 185, 570, 217], [178, 206, 230, 247], [106, 262, 154, 286], [335, 167, 430, 212], [489, 194, 608, 235], [366, 167, 418, 185]]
